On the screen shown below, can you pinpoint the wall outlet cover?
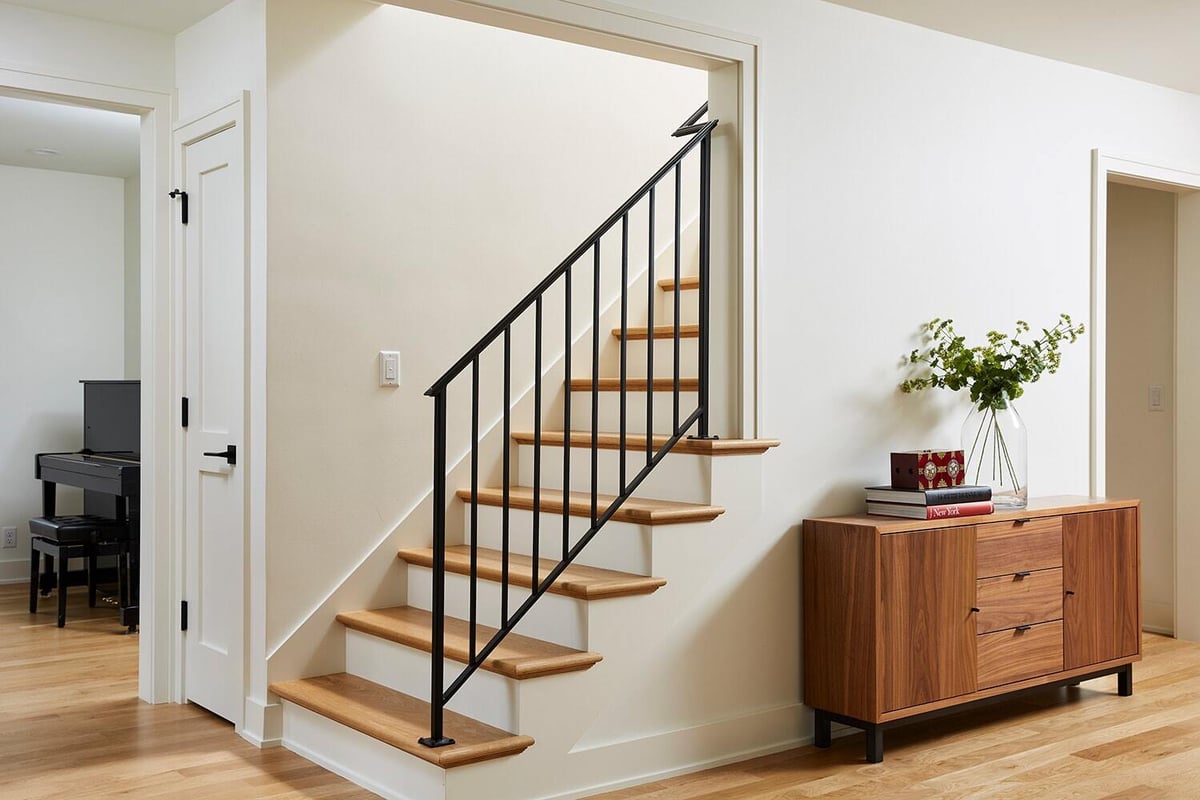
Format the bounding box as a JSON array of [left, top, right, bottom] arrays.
[[1, 527, 16, 549]]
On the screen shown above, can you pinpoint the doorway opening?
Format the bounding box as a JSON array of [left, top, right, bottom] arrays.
[[1092, 152, 1200, 641]]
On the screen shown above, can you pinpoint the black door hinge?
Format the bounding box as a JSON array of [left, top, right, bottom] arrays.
[[181, 397, 189, 429], [169, 189, 189, 224], [181, 600, 189, 631]]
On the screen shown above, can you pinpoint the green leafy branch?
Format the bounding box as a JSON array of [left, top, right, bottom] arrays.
[[900, 314, 1085, 410]]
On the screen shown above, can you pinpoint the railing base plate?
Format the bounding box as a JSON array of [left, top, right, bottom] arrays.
[[687, 434, 720, 441], [418, 736, 456, 748]]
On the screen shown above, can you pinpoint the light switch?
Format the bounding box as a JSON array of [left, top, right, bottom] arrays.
[[1149, 384, 1165, 412], [379, 351, 400, 387]]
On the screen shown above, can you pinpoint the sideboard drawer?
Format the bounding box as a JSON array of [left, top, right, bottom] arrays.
[[977, 620, 1064, 689], [976, 517, 1062, 578], [975, 568, 1063, 634]]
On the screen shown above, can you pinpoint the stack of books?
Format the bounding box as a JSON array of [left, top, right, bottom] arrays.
[[865, 484, 994, 519]]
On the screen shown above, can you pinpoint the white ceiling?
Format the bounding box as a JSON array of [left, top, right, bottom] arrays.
[[3, 0, 235, 34], [0, 94, 140, 178], [825, 0, 1200, 96]]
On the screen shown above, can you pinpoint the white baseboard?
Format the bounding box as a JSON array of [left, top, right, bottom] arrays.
[[241, 696, 284, 748], [1144, 600, 1174, 635], [0, 560, 30, 584]]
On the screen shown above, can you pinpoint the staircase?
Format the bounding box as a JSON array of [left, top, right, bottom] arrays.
[[269, 106, 782, 800]]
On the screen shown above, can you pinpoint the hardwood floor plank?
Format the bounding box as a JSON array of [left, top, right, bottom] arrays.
[[0, 583, 374, 799]]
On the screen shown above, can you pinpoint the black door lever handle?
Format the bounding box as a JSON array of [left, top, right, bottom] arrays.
[[203, 445, 236, 465]]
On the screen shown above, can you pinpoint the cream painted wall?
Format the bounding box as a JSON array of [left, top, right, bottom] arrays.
[[124, 177, 140, 378], [0, 164, 125, 580], [0, 2, 172, 93], [262, 0, 706, 650], [1106, 182, 1176, 634]]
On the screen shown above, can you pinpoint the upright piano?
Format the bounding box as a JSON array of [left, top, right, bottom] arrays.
[[36, 380, 140, 628]]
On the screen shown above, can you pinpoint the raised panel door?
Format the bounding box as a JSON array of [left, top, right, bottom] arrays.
[[1063, 509, 1140, 670], [881, 527, 977, 711]]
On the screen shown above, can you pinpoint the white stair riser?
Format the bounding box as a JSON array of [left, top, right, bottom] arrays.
[[407, 564, 588, 650], [281, 701, 445, 800], [569, 388, 699, 435], [345, 629, 518, 732], [598, 335, 699, 378], [654, 290, 699, 326], [514, 443, 711, 504], [464, 504, 654, 575]]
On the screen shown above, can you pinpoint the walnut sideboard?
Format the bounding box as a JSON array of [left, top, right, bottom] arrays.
[[802, 496, 1141, 762]]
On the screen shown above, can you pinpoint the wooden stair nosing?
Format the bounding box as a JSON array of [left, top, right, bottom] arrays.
[[613, 323, 700, 340], [458, 485, 724, 526], [270, 673, 533, 769], [567, 376, 700, 392], [657, 275, 700, 291], [398, 545, 667, 600], [336, 606, 602, 680], [512, 430, 781, 456]]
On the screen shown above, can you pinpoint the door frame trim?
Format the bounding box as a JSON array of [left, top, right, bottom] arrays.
[[0, 67, 173, 704], [1090, 149, 1200, 640], [172, 94, 252, 729]]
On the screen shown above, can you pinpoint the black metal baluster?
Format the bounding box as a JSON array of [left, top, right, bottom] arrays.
[[695, 131, 713, 439], [646, 187, 655, 462], [502, 327, 510, 627], [563, 267, 572, 561], [620, 213, 628, 493], [470, 356, 479, 662], [533, 296, 542, 591], [418, 389, 454, 748], [673, 163, 682, 434], [591, 242, 600, 527]]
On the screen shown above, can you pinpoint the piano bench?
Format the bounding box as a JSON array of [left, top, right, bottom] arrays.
[[29, 516, 132, 629]]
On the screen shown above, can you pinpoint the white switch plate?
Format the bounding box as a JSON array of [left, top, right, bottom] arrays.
[[379, 351, 400, 387], [1149, 384, 1165, 412]]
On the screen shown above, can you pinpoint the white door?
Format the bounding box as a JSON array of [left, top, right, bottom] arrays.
[[177, 106, 245, 725]]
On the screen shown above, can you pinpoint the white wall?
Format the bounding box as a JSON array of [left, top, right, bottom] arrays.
[[262, 0, 706, 653], [0, 164, 125, 579], [0, 2, 172, 93], [124, 177, 140, 378], [1106, 182, 1176, 634]]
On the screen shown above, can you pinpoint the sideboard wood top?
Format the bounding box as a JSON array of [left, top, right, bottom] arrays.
[[804, 495, 1139, 534]]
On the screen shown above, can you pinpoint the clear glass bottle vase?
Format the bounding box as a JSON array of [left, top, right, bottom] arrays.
[[961, 395, 1028, 509]]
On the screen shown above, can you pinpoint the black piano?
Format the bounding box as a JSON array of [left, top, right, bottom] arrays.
[[36, 380, 139, 628]]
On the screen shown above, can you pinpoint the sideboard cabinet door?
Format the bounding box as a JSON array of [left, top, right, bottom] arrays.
[[881, 527, 977, 711], [1063, 509, 1141, 670]]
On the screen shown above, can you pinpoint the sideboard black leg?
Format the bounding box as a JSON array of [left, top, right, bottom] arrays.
[[813, 709, 832, 748], [865, 724, 883, 763], [1117, 664, 1133, 697]]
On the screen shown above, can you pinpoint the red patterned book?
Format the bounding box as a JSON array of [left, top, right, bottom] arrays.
[[866, 500, 995, 520]]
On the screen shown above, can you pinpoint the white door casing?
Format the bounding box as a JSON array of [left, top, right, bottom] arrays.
[[177, 101, 246, 726]]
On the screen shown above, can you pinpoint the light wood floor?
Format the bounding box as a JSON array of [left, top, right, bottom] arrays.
[[0, 582, 372, 799], [8, 579, 1200, 800], [589, 633, 1200, 800]]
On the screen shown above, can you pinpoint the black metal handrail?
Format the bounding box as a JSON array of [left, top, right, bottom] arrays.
[[420, 103, 716, 747]]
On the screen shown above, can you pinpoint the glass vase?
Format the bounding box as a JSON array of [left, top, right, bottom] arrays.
[[961, 395, 1028, 509]]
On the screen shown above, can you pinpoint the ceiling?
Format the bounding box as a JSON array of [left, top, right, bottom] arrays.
[[3, 0, 235, 34], [825, 0, 1200, 96], [0, 94, 139, 178]]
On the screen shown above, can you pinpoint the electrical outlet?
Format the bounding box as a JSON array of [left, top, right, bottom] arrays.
[[1, 527, 16, 549]]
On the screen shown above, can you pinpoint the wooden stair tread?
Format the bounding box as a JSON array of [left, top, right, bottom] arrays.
[[269, 673, 533, 769], [398, 545, 667, 600], [567, 377, 699, 392], [336, 606, 601, 679], [512, 430, 781, 456], [657, 275, 700, 291], [458, 485, 724, 526], [613, 323, 700, 340]]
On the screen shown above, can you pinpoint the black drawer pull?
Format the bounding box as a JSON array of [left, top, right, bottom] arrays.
[[1065, 589, 1075, 596], [970, 607, 980, 613], [1014, 571, 1031, 579], [1013, 517, 1032, 524], [1015, 624, 1032, 633]]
